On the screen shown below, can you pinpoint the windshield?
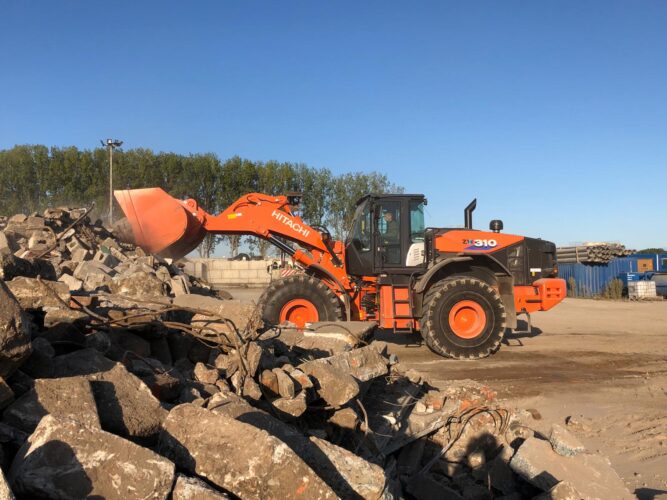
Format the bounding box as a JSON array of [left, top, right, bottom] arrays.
[[347, 200, 372, 252]]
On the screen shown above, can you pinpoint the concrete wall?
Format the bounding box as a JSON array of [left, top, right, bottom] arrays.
[[184, 258, 274, 287]]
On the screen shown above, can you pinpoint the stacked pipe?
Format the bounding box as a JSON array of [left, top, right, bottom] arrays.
[[556, 243, 634, 264]]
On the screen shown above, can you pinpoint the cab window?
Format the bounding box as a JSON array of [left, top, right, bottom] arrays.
[[348, 202, 371, 252], [409, 200, 425, 243]]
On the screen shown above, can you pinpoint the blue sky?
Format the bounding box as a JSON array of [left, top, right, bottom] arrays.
[[1, 1, 666, 249]]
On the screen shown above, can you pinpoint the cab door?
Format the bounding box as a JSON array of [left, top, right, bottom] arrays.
[[373, 197, 426, 273]]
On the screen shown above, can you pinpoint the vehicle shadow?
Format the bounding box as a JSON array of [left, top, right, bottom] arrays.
[[373, 329, 423, 348], [374, 321, 543, 349], [503, 320, 543, 346]]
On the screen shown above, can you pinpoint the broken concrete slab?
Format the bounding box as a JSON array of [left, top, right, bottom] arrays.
[[509, 437, 633, 498], [172, 474, 230, 499], [110, 270, 165, 298], [177, 295, 261, 333], [533, 480, 583, 500], [51, 348, 116, 377], [210, 393, 388, 499], [159, 404, 337, 499], [57, 272, 83, 292], [298, 359, 360, 407], [272, 321, 377, 356], [308, 435, 389, 500], [8, 415, 174, 499], [19, 337, 55, 379], [105, 328, 152, 360], [6, 277, 70, 310], [2, 377, 100, 433], [309, 344, 389, 382], [549, 424, 585, 457], [0, 254, 39, 281], [0, 281, 32, 379], [88, 364, 167, 441]]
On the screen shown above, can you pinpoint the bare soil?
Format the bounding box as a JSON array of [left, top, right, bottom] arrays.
[[232, 287, 667, 498], [376, 298, 667, 499]]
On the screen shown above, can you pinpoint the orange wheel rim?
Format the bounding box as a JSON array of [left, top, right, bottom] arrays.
[[448, 300, 486, 339], [279, 299, 318, 328]]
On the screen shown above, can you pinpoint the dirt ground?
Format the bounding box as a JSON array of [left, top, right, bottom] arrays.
[[231, 288, 667, 498], [374, 298, 667, 499]]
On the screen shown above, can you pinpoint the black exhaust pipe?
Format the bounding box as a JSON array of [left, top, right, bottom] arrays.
[[464, 198, 477, 229]]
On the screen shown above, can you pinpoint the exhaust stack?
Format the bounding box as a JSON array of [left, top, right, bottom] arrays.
[[464, 198, 477, 229]]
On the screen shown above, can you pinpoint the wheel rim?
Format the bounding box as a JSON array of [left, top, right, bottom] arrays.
[[279, 299, 319, 328], [448, 300, 486, 339]]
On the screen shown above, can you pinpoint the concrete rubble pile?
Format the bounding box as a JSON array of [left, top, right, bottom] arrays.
[[0, 208, 634, 499], [0, 206, 216, 298]]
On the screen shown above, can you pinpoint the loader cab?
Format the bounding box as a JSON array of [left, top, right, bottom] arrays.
[[345, 194, 427, 276]]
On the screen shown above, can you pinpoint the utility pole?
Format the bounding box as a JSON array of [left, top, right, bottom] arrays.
[[101, 138, 123, 224]]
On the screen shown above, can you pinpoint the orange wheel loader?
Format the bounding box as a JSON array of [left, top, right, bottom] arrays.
[[114, 188, 565, 359]]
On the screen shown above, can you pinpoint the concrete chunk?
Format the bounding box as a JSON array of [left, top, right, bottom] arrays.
[[9, 415, 174, 499], [172, 474, 230, 499], [0, 468, 14, 500], [159, 404, 336, 499], [110, 270, 165, 298], [194, 362, 219, 385], [298, 359, 360, 407], [510, 437, 633, 498], [549, 424, 585, 457], [52, 348, 116, 377], [2, 377, 100, 433], [88, 364, 167, 440], [534, 481, 584, 500], [6, 277, 70, 310], [271, 391, 307, 418], [0, 280, 32, 379], [210, 393, 387, 499], [19, 337, 55, 378], [310, 344, 389, 382], [57, 273, 83, 292], [273, 368, 296, 398]]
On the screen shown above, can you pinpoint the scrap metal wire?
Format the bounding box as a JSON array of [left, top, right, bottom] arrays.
[[418, 405, 511, 475]]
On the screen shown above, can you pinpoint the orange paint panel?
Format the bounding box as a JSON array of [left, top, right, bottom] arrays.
[[379, 285, 414, 330], [379, 286, 394, 328], [514, 278, 566, 313], [435, 230, 524, 253]]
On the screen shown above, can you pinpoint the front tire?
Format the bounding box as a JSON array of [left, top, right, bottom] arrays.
[[421, 277, 506, 359], [259, 275, 343, 328]]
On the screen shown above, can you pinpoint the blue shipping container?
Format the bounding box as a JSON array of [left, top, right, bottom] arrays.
[[557, 254, 667, 297]]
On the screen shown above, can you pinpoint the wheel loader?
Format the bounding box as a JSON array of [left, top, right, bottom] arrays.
[[114, 188, 566, 359]]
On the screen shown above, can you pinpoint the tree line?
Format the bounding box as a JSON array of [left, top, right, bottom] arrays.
[[0, 145, 403, 257]]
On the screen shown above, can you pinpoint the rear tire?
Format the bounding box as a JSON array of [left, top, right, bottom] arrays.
[[259, 275, 343, 328], [421, 277, 506, 359]]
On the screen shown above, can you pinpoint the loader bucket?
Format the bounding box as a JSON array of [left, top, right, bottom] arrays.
[[114, 188, 206, 260]]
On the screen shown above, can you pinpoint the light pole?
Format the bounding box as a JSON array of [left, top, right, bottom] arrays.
[[101, 138, 123, 224]]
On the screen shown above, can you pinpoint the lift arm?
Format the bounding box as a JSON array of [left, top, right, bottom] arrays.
[[114, 188, 352, 290]]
